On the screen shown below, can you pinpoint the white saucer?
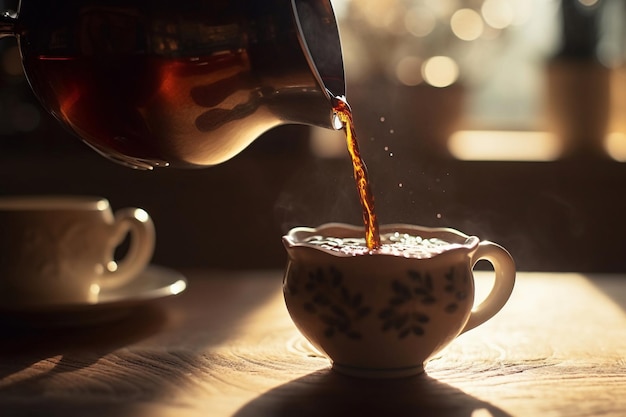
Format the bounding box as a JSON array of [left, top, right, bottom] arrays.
[[0, 265, 187, 326], [96, 264, 187, 306]]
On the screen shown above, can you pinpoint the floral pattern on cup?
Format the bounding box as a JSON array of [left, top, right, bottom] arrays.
[[379, 267, 469, 339], [286, 266, 372, 339], [288, 265, 471, 341]]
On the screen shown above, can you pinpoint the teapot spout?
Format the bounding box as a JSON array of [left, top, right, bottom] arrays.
[[270, 87, 338, 131]]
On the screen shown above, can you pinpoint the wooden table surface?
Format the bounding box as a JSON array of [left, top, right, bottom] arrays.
[[1, 269, 626, 417]]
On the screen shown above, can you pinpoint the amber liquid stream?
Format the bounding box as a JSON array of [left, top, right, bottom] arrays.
[[332, 97, 381, 250]]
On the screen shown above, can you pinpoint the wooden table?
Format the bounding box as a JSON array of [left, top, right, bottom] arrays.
[[1, 270, 626, 417]]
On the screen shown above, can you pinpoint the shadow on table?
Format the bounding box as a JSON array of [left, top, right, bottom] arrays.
[[0, 272, 284, 413], [0, 304, 166, 394], [233, 368, 512, 417], [590, 274, 626, 314]]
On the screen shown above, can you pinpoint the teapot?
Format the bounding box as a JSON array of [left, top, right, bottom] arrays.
[[0, 0, 345, 169]]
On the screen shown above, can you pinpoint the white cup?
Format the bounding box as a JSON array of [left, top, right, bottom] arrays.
[[283, 223, 515, 378], [0, 195, 155, 308]]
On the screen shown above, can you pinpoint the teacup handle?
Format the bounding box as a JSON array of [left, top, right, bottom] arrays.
[[461, 241, 515, 333], [100, 208, 155, 290]]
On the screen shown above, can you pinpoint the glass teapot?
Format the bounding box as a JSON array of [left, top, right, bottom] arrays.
[[0, 0, 345, 169]]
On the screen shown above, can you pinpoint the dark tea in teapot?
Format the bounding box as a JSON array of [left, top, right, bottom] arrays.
[[12, 0, 345, 169], [26, 53, 243, 168]]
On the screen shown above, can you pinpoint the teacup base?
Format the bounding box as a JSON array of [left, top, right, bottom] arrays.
[[332, 362, 425, 379]]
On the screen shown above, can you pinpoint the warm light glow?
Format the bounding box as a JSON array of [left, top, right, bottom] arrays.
[[450, 8, 484, 41], [471, 408, 495, 417], [426, 0, 459, 18], [395, 56, 423, 86], [169, 279, 187, 295], [404, 6, 437, 37], [482, 0, 514, 29], [448, 130, 563, 161], [360, 0, 399, 30], [90, 283, 101, 296], [422, 56, 459, 88], [134, 208, 150, 223], [605, 132, 626, 162], [89, 283, 101, 303], [96, 200, 109, 211], [578, 0, 599, 7], [59, 85, 82, 122]]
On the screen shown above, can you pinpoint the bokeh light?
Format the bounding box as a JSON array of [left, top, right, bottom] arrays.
[[395, 56, 423, 86], [449, 130, 563, 161], [404, 6, 437, 38], [482, 0, 514, 30], [605, 133, 626, 162], [450, 8, 484, 41], [360, 0, 402, 30], [422, 56, 459, 87]]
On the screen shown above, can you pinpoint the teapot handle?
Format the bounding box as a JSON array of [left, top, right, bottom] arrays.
[[461, 241, 516, 333]]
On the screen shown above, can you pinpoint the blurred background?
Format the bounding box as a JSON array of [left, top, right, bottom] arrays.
[[1, 0, 626, 272]]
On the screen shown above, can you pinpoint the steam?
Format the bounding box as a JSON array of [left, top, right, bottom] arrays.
[[274, 157, 364, 233]]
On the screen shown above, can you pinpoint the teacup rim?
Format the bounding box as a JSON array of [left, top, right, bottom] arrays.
[[283, 222, 479, 256]]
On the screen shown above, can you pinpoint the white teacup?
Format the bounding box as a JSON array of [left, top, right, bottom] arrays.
[[283, 223, 515, 378], [0, 195, 155, 308]]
